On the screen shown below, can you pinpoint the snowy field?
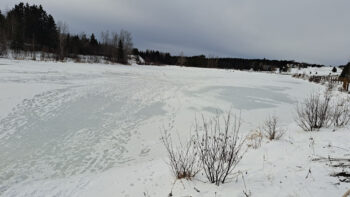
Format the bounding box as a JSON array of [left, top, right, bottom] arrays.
[[0, 59, 349, 196]]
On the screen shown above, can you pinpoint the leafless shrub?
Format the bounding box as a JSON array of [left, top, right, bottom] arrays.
[[88, 55, 101, 63], [246, 130, 263, 149], [161, 131, 200, 180], [332, 97, 350, 127], [262, 115, 285, 140], [292, 73, 307, 80], [292, 73, 300, 78], [309, 76, 321, 83], [12, 50, 23, 60], [40, 51, 46, 61], [194, 113, 246, 185], [74, 55, 81, 63], [296, 90, 333, 131], [327, 81, 335, 91]]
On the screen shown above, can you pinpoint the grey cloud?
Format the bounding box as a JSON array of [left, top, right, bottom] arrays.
[[1, 0, 350, 65]]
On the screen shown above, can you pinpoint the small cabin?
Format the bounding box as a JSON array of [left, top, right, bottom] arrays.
[[339, 63, 350, 91]]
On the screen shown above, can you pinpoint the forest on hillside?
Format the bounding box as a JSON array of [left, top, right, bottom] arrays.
[[0, 3, 133, 64]]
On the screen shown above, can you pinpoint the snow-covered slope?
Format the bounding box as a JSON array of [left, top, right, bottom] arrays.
[[289, 66, 342, 76], [0, 59, 349, 196]]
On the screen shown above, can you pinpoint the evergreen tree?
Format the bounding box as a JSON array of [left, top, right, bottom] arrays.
[[6, 3, 59, 51], [7, 3, 25, 51], [0, 10, 7, 55], [0, 11, 4, 28], [332, 67, 337, 73], [132, 48, 139, 56], [44, 15, 59, 50], [90, 34, 98, 47], [89, 33, 98, 55], [117, 39, 125, 64]]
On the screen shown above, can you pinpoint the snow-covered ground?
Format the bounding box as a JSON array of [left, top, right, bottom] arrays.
[[289, 66, 342, 76], [0, 59, 349, 196]]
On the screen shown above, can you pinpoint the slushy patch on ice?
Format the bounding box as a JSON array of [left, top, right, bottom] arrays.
[[188, 86, 295, 110]]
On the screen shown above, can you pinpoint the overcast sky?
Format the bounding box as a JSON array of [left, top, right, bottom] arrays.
[[1, 0, 350, 65]]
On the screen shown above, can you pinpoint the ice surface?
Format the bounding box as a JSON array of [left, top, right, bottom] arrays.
[[0, 59, 348, 197]]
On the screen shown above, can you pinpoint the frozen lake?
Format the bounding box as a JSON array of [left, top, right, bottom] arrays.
[[0, 59, 320, 196]]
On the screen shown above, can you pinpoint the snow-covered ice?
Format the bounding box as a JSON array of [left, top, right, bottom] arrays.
[[0, 59, 349, 196]]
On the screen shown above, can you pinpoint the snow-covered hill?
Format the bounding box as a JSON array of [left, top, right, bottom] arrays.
[[0, 59, 349, 196]]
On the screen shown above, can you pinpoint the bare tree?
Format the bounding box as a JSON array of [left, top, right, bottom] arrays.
[[118, 30, 133, 64], [111, 32, 119, 62], [101, 31, 111, 60], [99, 30, 133, 64], [194, 113, 246, 185], [177, 52, 186, 66], [207, 55, 218, 68], [262, 115, 284, 140], [101, 30, 110, 45], [57, 21, 69, 60], [296, 90, 333, 131], [111, 32, 118, 47], [161, 131, 200, 180], [119, 30, 133, 56]]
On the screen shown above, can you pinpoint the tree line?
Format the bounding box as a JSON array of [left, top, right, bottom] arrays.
[[135, 50, 325, 71], [0, 3, 133, 64]]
